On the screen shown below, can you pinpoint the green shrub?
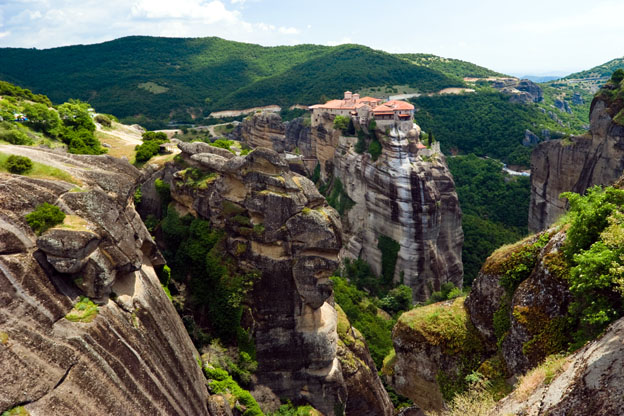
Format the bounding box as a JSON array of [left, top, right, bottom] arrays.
[[65, 296, 98, 323], [0, 127, 32, 145], [331, 275, 395, 367], [210, 139, 235, 153], [5, 155, 33, 174], [379, 285, 413, 315], [142, 131, 168, 141], [310, 162, 321, 183], [94, 114, 112, 127], [203, 365, 263, 416], [133, 187, 142, 205], [368, 138, 382, 161], [427, 282, 463, 305], [611, 69, 624, 84], [333, 115, 350, 130], [378, 235, 400, 284], [355, 130, 367, 153], [326, 177, 355, 215], [25, 202, 65, 234], [560, 186, 624, 345]]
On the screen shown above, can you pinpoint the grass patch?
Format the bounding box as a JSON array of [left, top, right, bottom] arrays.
[[514, 354, 569, 401], [1, 406, 30, 416], [0, 152, 80, 185], [95, 130, 137, 161], [398, 297, 477, 354], [65, 296, 99, 323], [57, 214, 91, 231]]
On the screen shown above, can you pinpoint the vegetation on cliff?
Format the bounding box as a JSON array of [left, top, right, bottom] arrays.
[[0, 81, 105, 154]]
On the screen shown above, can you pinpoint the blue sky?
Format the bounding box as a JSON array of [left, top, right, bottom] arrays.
[[1, 0, 623, 75]]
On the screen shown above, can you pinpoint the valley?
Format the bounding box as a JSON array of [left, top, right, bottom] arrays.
[[1, 33, 624, 416]]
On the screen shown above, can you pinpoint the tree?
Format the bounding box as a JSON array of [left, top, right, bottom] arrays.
[[333, 115, 350, 131], [25, 203, 66, 234], [5, 155, 33, 174]]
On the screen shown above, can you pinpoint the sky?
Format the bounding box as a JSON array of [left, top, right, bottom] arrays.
[[1, 0, 623, 76]]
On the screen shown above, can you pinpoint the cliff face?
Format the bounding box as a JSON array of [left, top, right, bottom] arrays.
[[529, 84, 624, 232], [0, 148, 210, 415], [237, 113, 464, 301], [465, 229, 572, 375], [492, 316, 624, 416], [238, 112, 340, 181], [335, 128, 463, 301], [169, 142, 392, 415]]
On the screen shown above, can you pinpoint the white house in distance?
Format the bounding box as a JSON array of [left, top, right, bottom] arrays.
[[309, 91, 414, 129]]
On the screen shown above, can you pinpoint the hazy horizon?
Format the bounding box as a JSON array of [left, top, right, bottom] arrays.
[[1, 0, 623, 75]]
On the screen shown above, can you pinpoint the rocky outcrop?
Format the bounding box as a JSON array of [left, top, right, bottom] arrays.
[[492, 316, 624, 415], [170, 144, 392, 414], [529, 81, 624, 232], [336, 306, 394, 416], [237, 113, 463, 301], [0, 148, 210, 415], [335, 129, 463, 301], [465, 228, 572, 376], [493, 79, 543, 103], [236, 112, 285, 151], [237, 112, 340, 180]]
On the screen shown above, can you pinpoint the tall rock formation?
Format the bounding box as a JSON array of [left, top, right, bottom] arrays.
[[236, 113, 464, 301], [0, 148, 211, 415], [167, 142, 393, 415], [529, 78, 624, 232], [335, 128, 463, 301]]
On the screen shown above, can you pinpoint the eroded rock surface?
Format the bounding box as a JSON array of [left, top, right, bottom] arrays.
[[492, 317, 624, 416], [529, 85, 624, 232], [0, 149, 210, 415], [335, 130, 463, 301], [237, 113, 464, 301], [336, 306, 394, 416], [170, 145, 393, 414]]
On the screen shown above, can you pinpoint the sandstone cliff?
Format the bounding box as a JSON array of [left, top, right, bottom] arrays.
[[237, 113, 464, 301], [529, 78, 624, 232], [492, 316, 624, 415], [165, 142, 392, 415], [0, 147, 211, 415], [334, 128, 463, 301]]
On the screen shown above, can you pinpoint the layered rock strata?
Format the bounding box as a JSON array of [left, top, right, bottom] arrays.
[[171, 142, 392, 414], [334, 129, 463, 301], [237, 114, 464, 301], [529, 83, 624, 232], [492, 316, 624, 415], [0, 148, 210, 415]]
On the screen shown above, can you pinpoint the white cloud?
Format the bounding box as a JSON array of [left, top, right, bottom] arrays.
[[0, 0, 300, 48], [278, 26, 299, 35], [326, 37, 352, 46]]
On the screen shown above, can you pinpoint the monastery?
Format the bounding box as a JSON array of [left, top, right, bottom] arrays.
[[309, 91, 414, 128]]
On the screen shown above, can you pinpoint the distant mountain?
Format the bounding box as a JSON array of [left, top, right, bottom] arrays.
[[520, 75, 562, 83], [397, 53, 506, 79], [0, 36, 463, 128]]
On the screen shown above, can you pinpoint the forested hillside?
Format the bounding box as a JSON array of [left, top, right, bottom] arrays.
[[0, 36, 462, 128], [397, 53, 505, 79], [412, 92, 569, 166]]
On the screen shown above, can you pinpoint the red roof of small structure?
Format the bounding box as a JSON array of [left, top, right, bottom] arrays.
[[417, 143, 427, 149]]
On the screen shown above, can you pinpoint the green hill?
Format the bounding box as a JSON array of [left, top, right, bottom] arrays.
[[397, 53, 506, 79], [0, 36, 463, 128], [563, 56, 624, 80]]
